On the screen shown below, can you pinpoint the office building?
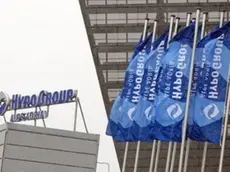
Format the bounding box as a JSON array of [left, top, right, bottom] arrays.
[[79, 1, 230, 171]]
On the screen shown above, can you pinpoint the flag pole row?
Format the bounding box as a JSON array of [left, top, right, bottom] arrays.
[[107, 8, 230, 172], [133, 17, 150, 172]]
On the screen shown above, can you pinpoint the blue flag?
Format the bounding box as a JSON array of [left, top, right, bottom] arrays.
[[106, 33, 153, 141], [188, 22, 230, 144], [130, 34, 143, 61], [131, 30, 169, 141], [188, 24, 221, 137], [153, 23, 196, 142], [131, 33, 153, 61], [117, 52, 149, 141]]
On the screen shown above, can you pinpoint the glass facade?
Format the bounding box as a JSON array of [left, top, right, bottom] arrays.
[[80, 0, 229, 112]]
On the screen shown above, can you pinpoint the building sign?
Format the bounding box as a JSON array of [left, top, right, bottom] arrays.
[[0, 89, 76, 122], [10, 110, 48, 122]]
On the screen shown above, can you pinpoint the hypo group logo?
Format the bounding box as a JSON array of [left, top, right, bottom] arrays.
[[0, 91, 10, 116], [167, 103, 183, 120], [203, 103, 220, 120], [144, 106, 153, 121], [0, 89, 76, 122], [127, 107, 136, 121]]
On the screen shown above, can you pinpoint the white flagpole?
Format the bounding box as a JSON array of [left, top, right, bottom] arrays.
[[148, 19, 158, 172], [170, 14, 192, 172], [184, 12, 207, 172], [178, 8, 201, 172], [218, 69, 230, 172], [151, 20, 158, 47], [173, 17, 180, 36], [122, 142, 129, 172], [169, 16, 181, 172], [219, 11, 225, 28], [121, 18, 149, 172], [183, 12, 207, 172], [153, 141, 161, 172], [218, 11, 229, 172], [133, 18, 149, 172], [201, 11, 224, 172], [186, 13, 192, 26], [170, 13, 192, 172], [154, 15, 175, 172], [164, 15, 176, 172], [149, 141, 157, 172]]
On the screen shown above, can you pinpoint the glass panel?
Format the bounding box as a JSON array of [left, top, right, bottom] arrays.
[[148, 13, 157, 22], [108, 89, 120, 101], [208, 12, 221, 22], [89, 14, 106, 25], [107, 13, 126, 24], [188, 0, 207, 2], [103, 70, 107, 81], [209, 0, 226, 2], [99, 53, 106, 63], [127, 0, 147, 4], [108, 70, 125, 81], [107, 0, 127, 4], [108, 52, 127, 62], [165, 0, 187, 3], [147, 0, 157, 3], [228, 124, 230, 136], [128, 13, 147, 23], [108, 33, 127, 43], [128, 32, 142, 42], [94, 33, 106, 45], [128, 52, 134, 61], [88, 0, 106, 5], [167, 12, 189, 23]]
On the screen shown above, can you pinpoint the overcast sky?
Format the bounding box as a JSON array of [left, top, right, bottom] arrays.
[[0, 0, 120, 171]]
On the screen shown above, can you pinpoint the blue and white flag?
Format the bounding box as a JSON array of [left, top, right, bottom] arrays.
[[117, 51, 149, 141], [188, 24, 220, 135], [153, 23, 196, 142], [188, 39, 205, 134], [188, 22, 230, 144], [106, 33, 153, 141], [131, 30, 169, 141]]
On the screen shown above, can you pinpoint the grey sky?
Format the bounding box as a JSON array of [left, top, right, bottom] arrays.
[[0, 0, 120, 171]]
